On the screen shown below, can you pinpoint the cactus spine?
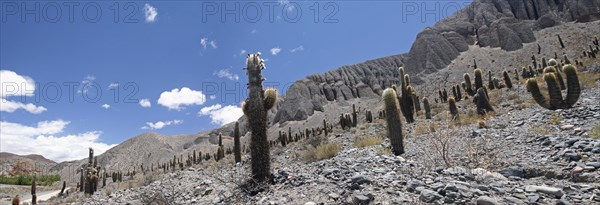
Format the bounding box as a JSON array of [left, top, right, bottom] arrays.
[[382, 88, 404, 155], [423, 97, 432, 119], [527, 64, 580, 110], [243, 53, 276, 182], [233, 121, 241, 163]]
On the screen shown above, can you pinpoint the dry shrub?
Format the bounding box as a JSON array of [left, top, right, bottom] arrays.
[[455, 108, 480, 126], [488, 89, 502, 107], [414, 122, 438, 135], [375, 147, 392, 156], [353, 136, 383, 148], [421, 113, 504, 170], [528, 124, 553, 135], [304, 143, 341, 162], [590, 121, 600, 139], [578, 72, 600, 89]]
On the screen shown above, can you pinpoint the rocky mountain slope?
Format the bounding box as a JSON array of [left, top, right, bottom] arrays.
[[7, 0, 599, 196], [68, 68, 600, 204], [0, 152, 56, 176]]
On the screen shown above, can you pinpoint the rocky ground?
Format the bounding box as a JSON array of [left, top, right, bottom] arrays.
[[54, 69, 600, 205]]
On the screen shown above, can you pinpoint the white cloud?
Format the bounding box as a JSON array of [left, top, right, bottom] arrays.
[[290, 45, 304, 53], [79, 75, 96, 94], [101, 104, 110, 109], [0, 100, 47, 114], [139, 99, 151, 107], [198, 104, 243, 126], [240, 49, 247, 55], [157, 87, 206, 110], [108, 83, 119, 89], [270, 47, 282, 55], [200, 38, 208, 49], [144, 4, 158, 23], [213, 69, 239, 81], [209, 95, 216, 100], [141, 120, 183, 130], [0, 70, 35, 98], [200, 38, 217, 49], [0, 70, 46, 114], [278, 0, 295, 11], [0, 120, 116, 162], [251, 29, 257, 34]]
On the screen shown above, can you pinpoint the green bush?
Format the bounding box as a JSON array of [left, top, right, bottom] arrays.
[[0, 174, 60, 186]]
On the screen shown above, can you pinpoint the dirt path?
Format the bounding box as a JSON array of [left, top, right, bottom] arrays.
[[20, 188, 70, 204]]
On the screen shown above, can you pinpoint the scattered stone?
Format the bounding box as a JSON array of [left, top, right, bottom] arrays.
[[419, 189, 442, 203], [525, 185, 564, 198], [476, 196, 500, 205]]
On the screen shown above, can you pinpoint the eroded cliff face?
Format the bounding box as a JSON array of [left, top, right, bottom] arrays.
[[270, 0, 600, 124]]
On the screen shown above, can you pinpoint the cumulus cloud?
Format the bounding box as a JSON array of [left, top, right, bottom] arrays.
[[213, 69, 239, 81], [0, 70, 46, 114], [290, 45, 304, 53], [240, 50, 247, 55], [198, 104, 243, 126], [141, 120, 183, 130], [139, 99, 151, 107], [0, 120, 116, 162], [209, 95, 216, 100], [144, 4, 158, 23], [270, 47, 282, 55], [101, 104, 110, 109], [157, 87, 206, 110]]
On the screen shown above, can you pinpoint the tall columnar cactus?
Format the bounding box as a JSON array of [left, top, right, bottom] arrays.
[[217, 133, 225, 160], [352, 104, 358, 127], [339, 114, 347, 130], [382, 88, 404, 155], [233, 122, 241, 163], [474, 68, 483, 90], [423, 97, 432, 119], [488, 70, 495, 90], [438, 90, 444, 103], [464, 73, 474, 96], [452, 86, 458, 100], [402, 85, 416, 123], [448, 97, 459, 120], [503, 70, 513, 89], [514, 68, 520, 81], [527, 64, 580, 110], [324, 118, 328, 137], [79, 168, 84, 192], [456, 84, 462, 100], [413, 94, 421, 112], [242, 53, 277, 182], [442, 88, 448, 102], [558, 34, 565, 49], [475, 88, 494, 115], [366, 110, 373, 123], [31, 174, 37, 205]]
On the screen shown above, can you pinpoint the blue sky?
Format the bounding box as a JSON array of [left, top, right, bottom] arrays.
[[0, 0, 470, 162]]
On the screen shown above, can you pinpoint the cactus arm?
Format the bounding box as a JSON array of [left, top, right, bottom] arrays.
[[562, 64, 581, 108], [543, 73, 563, 109]]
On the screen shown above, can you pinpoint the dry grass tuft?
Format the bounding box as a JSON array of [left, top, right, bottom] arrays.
[[304, 143, 341, 162], [590, 121, 600, 139], [414, 122, 438, 135], [578, 72, 600, 89], [353, 136, 383, 148]]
